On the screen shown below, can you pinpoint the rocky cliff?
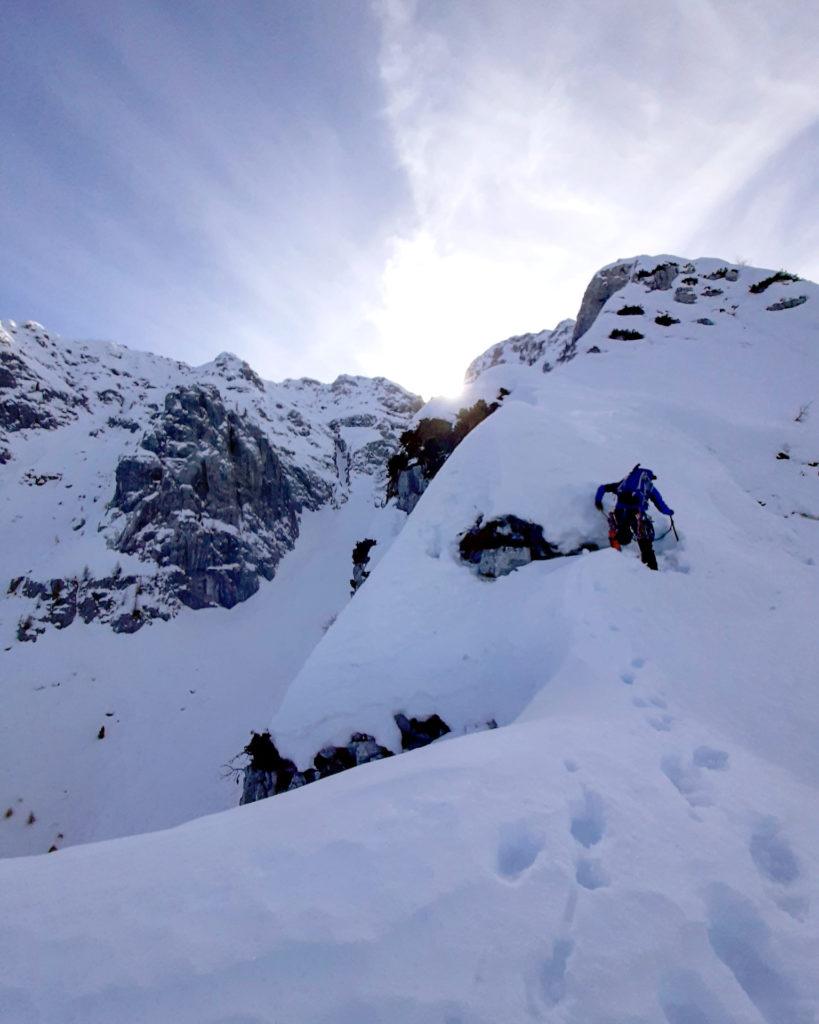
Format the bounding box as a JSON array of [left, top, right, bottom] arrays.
[[0, 321, 421, 637]]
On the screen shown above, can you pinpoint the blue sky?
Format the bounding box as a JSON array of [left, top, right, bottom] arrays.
[[2, 0, 818, 395]]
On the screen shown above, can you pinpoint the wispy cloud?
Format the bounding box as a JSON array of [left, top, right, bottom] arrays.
[[365, 0, 819, 393], [1, 1, 406, 380], [2, 1, 817, 396]]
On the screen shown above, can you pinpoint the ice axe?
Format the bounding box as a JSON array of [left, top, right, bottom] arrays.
[[598, 504, 621, 550]]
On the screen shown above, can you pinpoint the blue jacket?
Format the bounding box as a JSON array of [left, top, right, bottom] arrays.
[[595, 477, 674, 516]]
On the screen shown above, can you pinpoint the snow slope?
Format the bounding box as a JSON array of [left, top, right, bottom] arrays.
[[1, 257, 818, 1022], [268, 257, 819, 770], [0, 325, 418, 855]]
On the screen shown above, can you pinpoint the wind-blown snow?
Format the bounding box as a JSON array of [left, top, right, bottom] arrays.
[[1, 257, 818, 1022]]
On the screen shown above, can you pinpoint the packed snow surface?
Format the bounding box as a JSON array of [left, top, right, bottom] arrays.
[[1, 257, 818, 1022]]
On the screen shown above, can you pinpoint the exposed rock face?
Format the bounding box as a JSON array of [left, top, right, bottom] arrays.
[[459, 515, 559, 577], [572, 262, 634, 343], [633, 261, 680, 291], [239, 732, 300, 803], [2, 320, 422, 640], [394, 463, 428, 514], [674, 287, 697, 304], [11, 572, 174, 641], [464, 320, 576, 382], [0, 324, 84, 432], [767, 295, 808, 312], [705, 266, 739, 282], [109, 384, 329, 610], [573, 259, 687, 342], [387, 399, 504, 515], [238, 712, 472, 806], [238, 713, 473, 805], [394, 713, 451, 751], [240, 728, 396, 804], [459, 515, 598, 578]]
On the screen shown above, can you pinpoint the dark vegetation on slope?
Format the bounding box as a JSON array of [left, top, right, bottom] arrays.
[[749, 270, 799, 294], [655, 314, 680, 327], [617, 304, 644, 316], [632, 262, 679, 289], [609, 329, 644, 341], [350, 538, 377, 594], [386, 394, 507, 513], [236, 713, 459, 804]]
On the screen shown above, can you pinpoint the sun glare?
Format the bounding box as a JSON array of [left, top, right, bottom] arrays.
[[366, 231, 564, 400]]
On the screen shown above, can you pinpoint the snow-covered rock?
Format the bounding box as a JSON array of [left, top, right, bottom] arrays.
[[0, 323, 422, 637], [465, 318, 576, 381], [0, 323, 420, 853]]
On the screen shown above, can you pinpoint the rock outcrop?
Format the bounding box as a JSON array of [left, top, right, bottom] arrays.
[[572, 262, 634, 343], [239, 726, 400, 804], [109, 384, 326, 609], [633, 261, 680, 291], [573, 259, 689, 343], [350, 538, 377, 594], [464, 320, 576, 382], [0, 322, 85, 433], [238, 711, 471, 805], [767, 295, 808, 312], [1, 320, 421, 640], [458, 514, 598, 577], [11, 571, 174, 641], [387, 398, 504, 514], [674, 286, 697, 304]]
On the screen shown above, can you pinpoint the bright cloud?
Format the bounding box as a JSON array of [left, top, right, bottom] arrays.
[[364, 0, 819, 395], [1, 1, 818, 397]]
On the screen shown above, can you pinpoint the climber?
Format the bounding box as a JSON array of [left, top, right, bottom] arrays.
[[594, 464, 674, 571]]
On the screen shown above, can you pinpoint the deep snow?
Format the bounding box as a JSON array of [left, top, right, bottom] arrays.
[[1, 256, 818, 1023]]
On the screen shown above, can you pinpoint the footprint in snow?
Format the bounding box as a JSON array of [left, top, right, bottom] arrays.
[[658, 967, 731, 1024], [569, 789, 606, 848], [705, 883, 812, 1024], [539, 937, 574, 1007], [749, 817, 800, 886], [661, 754, 713, 808], [662, 746, 734, 811], [496, 821, 544, 881], [692, 746, 729, 771], [575, 857, 610, 890], [635, 694, 669, 710], [620, 656, 646, 685]]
